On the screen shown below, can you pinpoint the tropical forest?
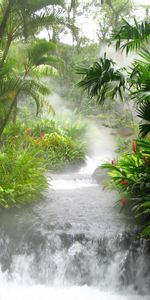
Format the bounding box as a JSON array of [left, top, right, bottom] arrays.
[[0, 0, 150, 299]]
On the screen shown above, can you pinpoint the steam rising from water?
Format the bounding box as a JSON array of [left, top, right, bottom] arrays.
[[100, 44, 137, 69], [80, 122, 116, 174], [47, 93, 73, 119]]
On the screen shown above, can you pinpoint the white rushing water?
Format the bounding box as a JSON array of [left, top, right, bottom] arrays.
[[0, 284, 149, 300], [0, 126, 149, 300]]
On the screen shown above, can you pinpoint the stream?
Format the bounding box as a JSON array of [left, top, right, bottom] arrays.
[[0, 126, 150, 299]]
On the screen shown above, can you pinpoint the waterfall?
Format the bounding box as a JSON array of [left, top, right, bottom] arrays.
[[0, 128, 149, 300]]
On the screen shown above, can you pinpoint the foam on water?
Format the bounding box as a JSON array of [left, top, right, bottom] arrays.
[[79, 155, 104, 175], [51, 178, 98, 190], [0, 284, 149, 300]]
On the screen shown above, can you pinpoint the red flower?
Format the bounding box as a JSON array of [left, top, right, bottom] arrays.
[[120, 180, 129, 185], [132, 141, 136, 153], [121, 198, 128, 205], [111, 159, 115, 165]]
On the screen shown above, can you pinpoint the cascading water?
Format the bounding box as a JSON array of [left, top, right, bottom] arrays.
[[0, 126, 150, 300]]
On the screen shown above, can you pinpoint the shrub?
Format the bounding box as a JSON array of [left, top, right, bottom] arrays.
[[0, 138, 47, 208], [31, 132, 85, 170], [62, 121, 86, 140], [31, 119, 61, 137], [0, 119, 86, 207], [24, 119, 86, 170]]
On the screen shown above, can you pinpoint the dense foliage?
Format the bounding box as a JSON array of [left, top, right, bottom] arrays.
[[28, 120, 86, 170], [0, 120, 86, 207], [0, 0, 87, 208], [0, 0, 150, 243], [102, 139, 150, 238], [0, 137, 47, 208], [77, 18, 150, 239]]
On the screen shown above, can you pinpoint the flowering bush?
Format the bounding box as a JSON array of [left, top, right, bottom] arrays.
[[0, 120, 86, 207], [30, 132, 85, 170], [3, 120, 86, 171], [102, 139, 150, 238]]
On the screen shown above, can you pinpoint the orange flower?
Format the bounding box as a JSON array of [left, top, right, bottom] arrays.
[[120, 180, 129, 185], [132, 141, 136, 153], [122, 198, 128, 205]]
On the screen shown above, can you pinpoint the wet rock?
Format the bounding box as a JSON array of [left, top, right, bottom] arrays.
[[111, 127, 134, 137], [92, 167, 108, 184]]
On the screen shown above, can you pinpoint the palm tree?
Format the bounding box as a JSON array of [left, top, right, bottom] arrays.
[[77, 19, 150, 137], [129, 48, 150, 137], [112, 20, 150, 136], [0, 0, 65, 66], [0, 39, 63, 136], [0, 0, 67, 136]]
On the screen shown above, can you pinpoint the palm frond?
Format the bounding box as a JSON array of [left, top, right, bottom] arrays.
[[139, 123, 150, 137], [137, 100, 150, 137], [137, 48, 150, 65], [28, 40, 56, 66], [28, 12, 62, 35], [35, 55, 64, 68], [0, 77, 23, 101], [76, 54, 125, 104], [19, 78, 50, 115], [129, 48, 150, 102], [18, 0, 64, 13], [32, 64, 59, 78], [40, 98, 55, 116], [137, 100, 150, 122], [21, 79, 50, 96], [112, 19, 150, 54]]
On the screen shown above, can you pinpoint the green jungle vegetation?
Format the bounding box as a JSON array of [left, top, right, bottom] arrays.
[[1, 0, 150, 239], [77, 17, 150, 238]]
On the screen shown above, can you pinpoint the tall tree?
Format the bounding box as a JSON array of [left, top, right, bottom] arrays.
[[93, 0, 132, 42], [0, 0, 65, 135]]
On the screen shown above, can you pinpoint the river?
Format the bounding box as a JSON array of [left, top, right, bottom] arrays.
[[0, 126, 149, 299]]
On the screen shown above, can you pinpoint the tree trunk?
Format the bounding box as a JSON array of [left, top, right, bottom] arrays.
[[12, 98, 18, 124], [106, 0, 118, 27], [0, 36, 12, 67], [0, 0, 13, 43], [0, 93, 18, 136], [0, 67, 30, 136]]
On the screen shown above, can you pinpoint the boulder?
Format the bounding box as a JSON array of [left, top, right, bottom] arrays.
[[92, 167, 108, 183]]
